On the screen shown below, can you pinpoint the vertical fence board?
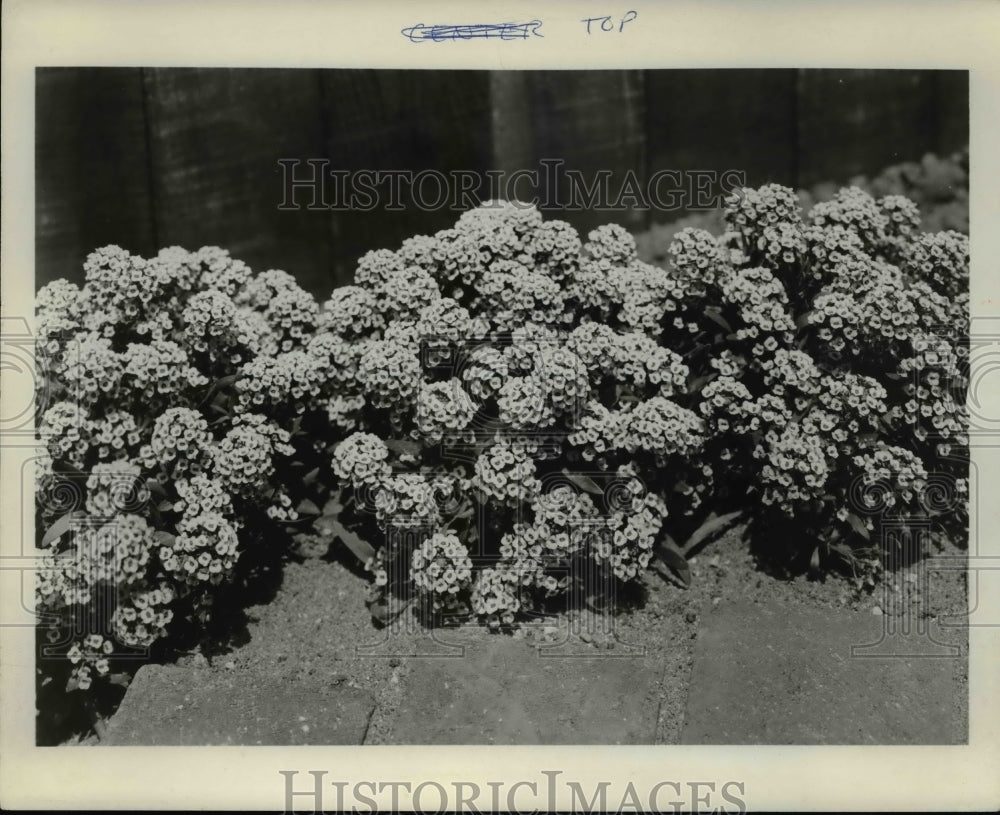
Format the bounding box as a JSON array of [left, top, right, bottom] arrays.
[[490, 71, 535, 186], [35, 69, 969, 295], [929, 71, 969, 158], [644, 69, 798, 225], [143, 68, 335, 295], [528, 70, 647, 235], [320, 69, 493, 284], [35, 68, 156, 290], [795, 69, 962, 188]]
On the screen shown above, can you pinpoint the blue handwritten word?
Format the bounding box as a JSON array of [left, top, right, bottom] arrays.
[[582, 11, 638, 34], [401, 21, 543, 42]]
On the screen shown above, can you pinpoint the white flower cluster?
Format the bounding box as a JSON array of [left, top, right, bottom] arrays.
[[160, 511, 240, 588], [901, 231, 969, 303], [667, 227, 726, 294], [753, 422, 831, 516], [472, 441, 542, 507], [35, 244, 330, 698], [319, 285, 385, 339], [411, 530, 474, 614], [471, 567, 522, 629], [332, 433, 391, 490], [372, 473, 442, 531], [356, 339, 423, 409], [213, 421, 292, 496], [472, 261, 566, 330], [143, 407, 214, 475], [624, 397, 707, 461], [808, 187, 888, 250], [57, 334, 123, 406], [415, 380, 477, 444], [84, 460, 148, 518], [718, 266, 796, 344], [851, 444, 929, 514], [596, 488, 668, 582], [265, 284, 319, 352], [879, 194, 922, 241], [461, 345, 509, 401], [565, 322, 688, 398], [496, 375, 555, 431]]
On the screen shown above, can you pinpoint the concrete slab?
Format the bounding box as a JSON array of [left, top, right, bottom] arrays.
[[680, 599, 966, 744], [104, 663, 375, 745], [389, 637, 661, 744]]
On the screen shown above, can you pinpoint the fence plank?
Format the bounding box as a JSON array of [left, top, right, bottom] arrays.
[[795, 69, 966, 188], [490, 71, 534, 187], [929, 71, 969, 158], [143, 68, 335, 295], [35, 68, 156, 290], [319, 69, 493, 284], [528, 70, 648, 235], [35, 69, 968, 296], [644, 69, 798, 225]]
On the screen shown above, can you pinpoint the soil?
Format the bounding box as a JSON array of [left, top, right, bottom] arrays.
[[84, 522, 969, 745]]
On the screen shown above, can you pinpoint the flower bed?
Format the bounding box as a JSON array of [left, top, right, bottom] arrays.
[[34, 183, 968, 738]]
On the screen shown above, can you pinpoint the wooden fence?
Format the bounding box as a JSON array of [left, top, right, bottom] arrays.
[[36, 68, 968, 295]]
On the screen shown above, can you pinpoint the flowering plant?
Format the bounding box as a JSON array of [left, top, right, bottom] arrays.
[[323, 190, 967, 624], [33, 245, 343, 734], [34, 182, 968, 732]]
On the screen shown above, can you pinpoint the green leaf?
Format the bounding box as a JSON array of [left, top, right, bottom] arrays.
[[845, 511, 871, 541], [52, 460, 85, 478], [385, 438, 422, 456], [302, 466, 320, 486], [652, 535, 691, 588], [684, 510, 743, 554], [585, 589, 611, 613], [152, 530, 176, 548], [198, 374, 239, 408], [794, 310, 815, 329], [156, 501, 174, 513], [686, 373, 718, 394], [444, 503, 473, 529], [41, 511, 86, 549], [703, 308, 733, 334], [809, 545, 822, 574], [366, 595, 413, 627], [316, 510, 376, 564], [829, 542, 856, 565], [560, 469, 603, 496], [296, 498, 322, 516]]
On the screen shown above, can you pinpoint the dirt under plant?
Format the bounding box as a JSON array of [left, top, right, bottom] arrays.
[[87, 525, 968, 746]]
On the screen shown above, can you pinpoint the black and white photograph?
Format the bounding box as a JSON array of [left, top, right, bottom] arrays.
[[3, 2, 999, 812]]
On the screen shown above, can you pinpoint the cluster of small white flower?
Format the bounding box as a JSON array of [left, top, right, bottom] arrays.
[[410, 530, 474, 614], [415, 379, 477, 444], [35, 244, 335, 698], [36, 179, 968, 658], [809, 187, 889, 251], [472, 441, 542, 507], [470, 566, 522, 630]]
